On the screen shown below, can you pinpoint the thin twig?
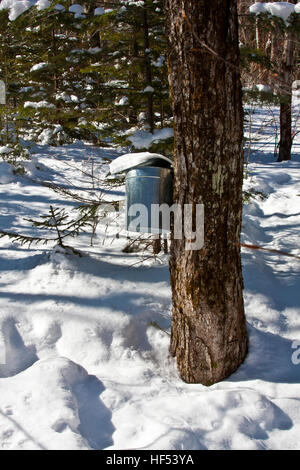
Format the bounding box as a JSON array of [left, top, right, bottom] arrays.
[[240, 242, 300, 260]]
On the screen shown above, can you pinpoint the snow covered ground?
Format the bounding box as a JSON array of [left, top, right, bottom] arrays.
[[0, 103, 299, 450]]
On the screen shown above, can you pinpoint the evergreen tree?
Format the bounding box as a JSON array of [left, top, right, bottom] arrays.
[[18, 2, 106, 144], [84, 0, 172, 149], [0, 0, 172, 150], [0, 9, 26, 147]]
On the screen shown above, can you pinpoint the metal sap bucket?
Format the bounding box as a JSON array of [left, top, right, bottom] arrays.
[[126, 166, 173, 234], [109, 152, 174, 234]]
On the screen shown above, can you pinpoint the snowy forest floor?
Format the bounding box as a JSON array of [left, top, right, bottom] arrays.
[[0, 102, 299, 450]]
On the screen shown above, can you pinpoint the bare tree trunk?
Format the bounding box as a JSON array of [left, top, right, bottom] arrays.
[[142, 6, 154, 133], [278, 3, 296, 162], [128, 23, 139, 125], [164, 0, 248, 385], [255, 0, 265, 49], [52, 29, 58, 93], [278, 99, 293, 162]]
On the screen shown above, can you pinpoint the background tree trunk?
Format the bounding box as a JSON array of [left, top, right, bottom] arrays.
[[142, 6, 154, 133], [278, 99, 293, 162], [164, 0, 248, 385], [278, 0, 297, 162]]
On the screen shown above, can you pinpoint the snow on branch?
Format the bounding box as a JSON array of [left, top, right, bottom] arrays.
[[0, 0, 50, 21], [249, 2, 300, 25]]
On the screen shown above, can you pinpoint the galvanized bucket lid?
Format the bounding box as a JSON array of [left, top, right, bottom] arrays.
[[109, 152, 173, 175]]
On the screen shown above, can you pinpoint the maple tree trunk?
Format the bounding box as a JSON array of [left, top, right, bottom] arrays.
[[164, 0, 248, 385]]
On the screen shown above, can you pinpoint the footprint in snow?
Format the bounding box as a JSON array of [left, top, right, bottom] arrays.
[[0, 318, 38, 378]]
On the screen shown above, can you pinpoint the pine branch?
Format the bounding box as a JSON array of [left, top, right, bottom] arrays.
[[0, 230, 55, 247]]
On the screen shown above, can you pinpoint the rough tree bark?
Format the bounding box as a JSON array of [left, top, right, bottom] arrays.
[[278, 0, 297, 162], [164, 0, 248, 385]]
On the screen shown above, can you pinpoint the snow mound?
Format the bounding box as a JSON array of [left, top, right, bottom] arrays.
[[48, 245, 84, 271], [0, 318, 38, 378], [109, 388, 293, 450], [0, 357, 99, 449], [0, 162, 15, 184], [22, 157, 48, 178]]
